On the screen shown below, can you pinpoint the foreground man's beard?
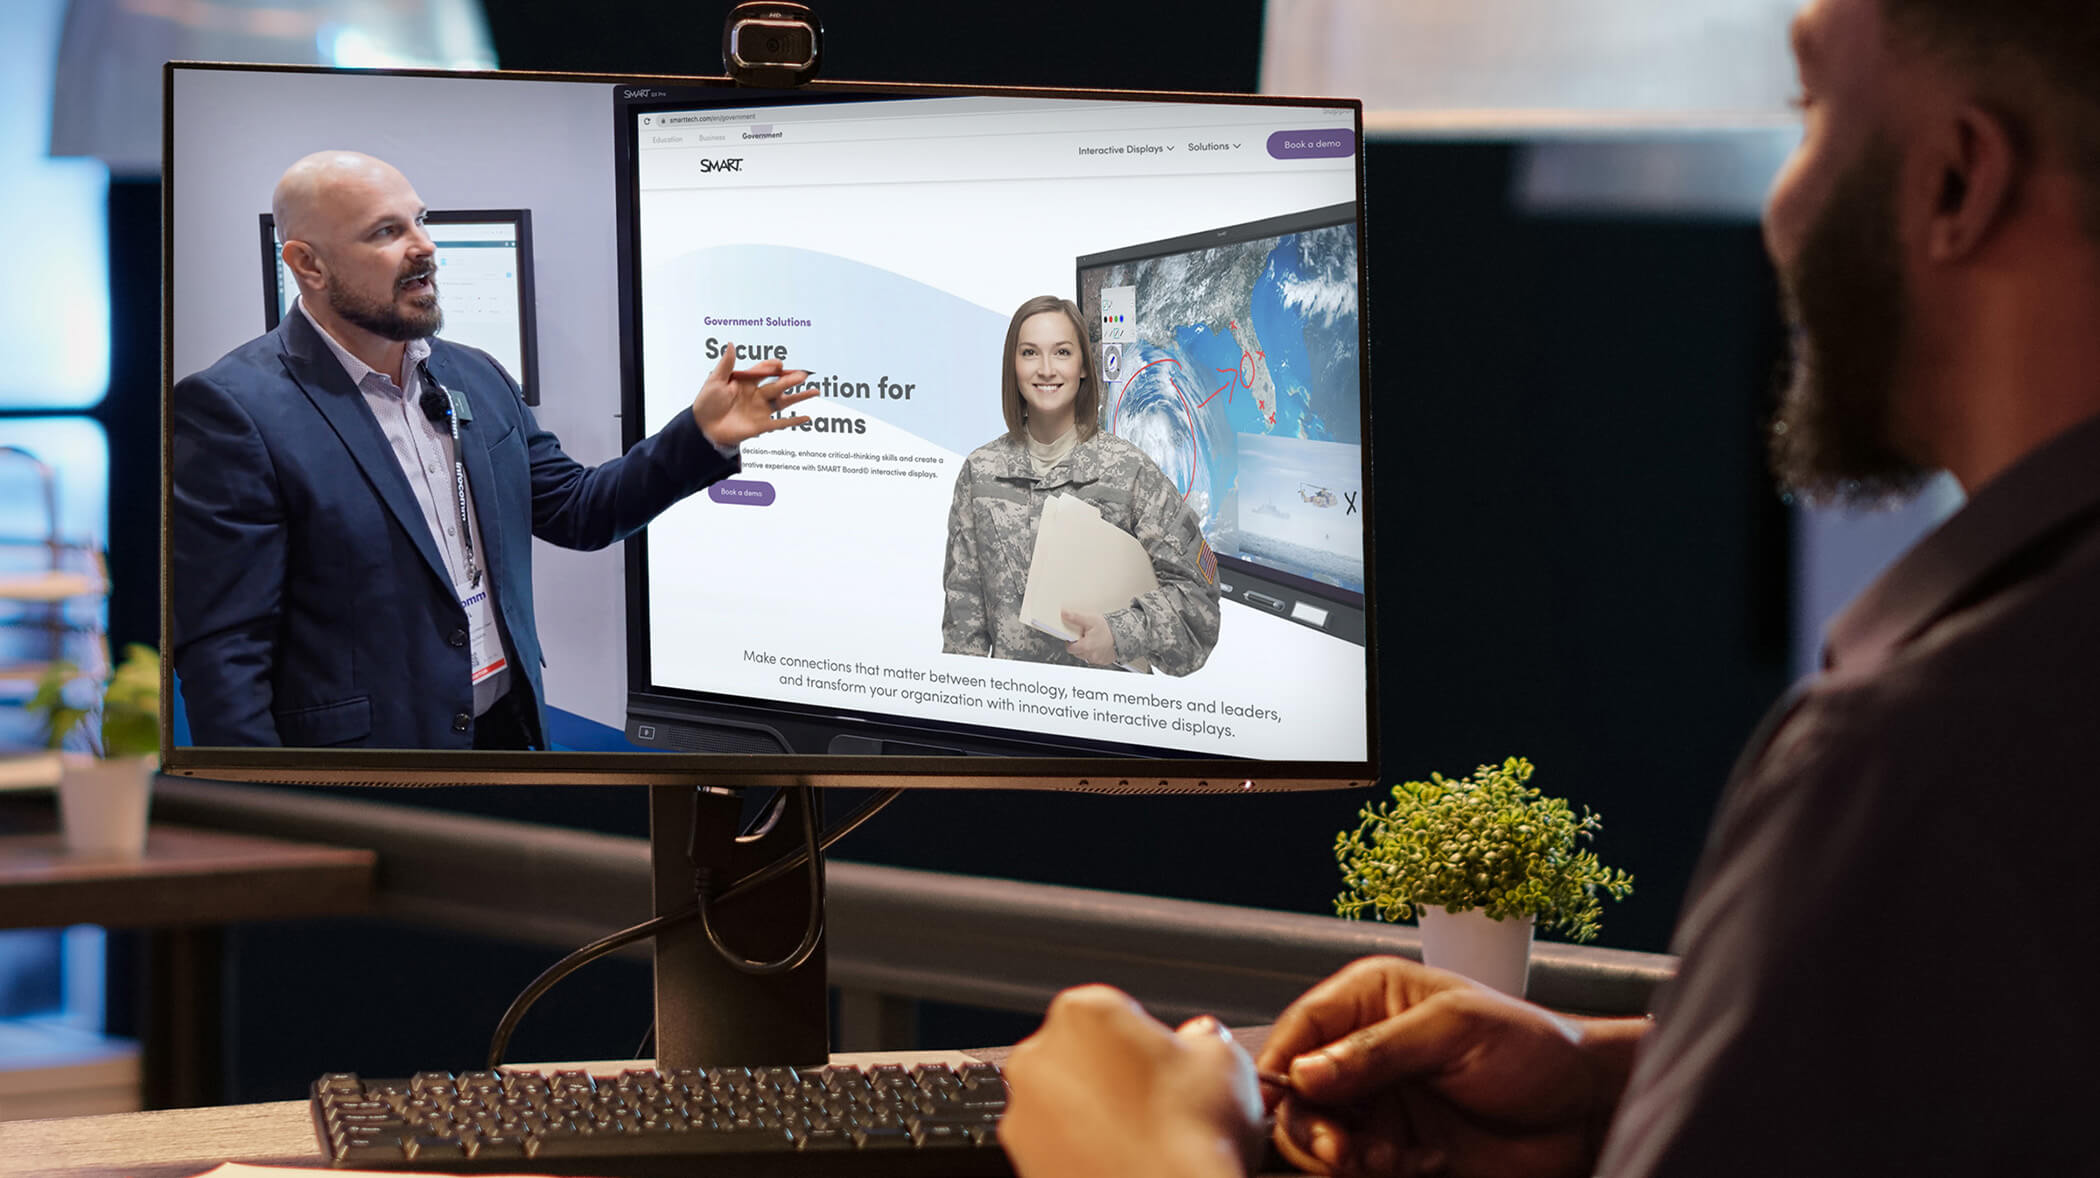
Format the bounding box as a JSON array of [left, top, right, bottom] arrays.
[[327, 262, 443, 342], [1769, 136, 1931, 506]]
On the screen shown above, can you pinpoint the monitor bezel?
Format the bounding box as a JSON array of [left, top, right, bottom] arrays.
[[161, 60, 1377, 792]]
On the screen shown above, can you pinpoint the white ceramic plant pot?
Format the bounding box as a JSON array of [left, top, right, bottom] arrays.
[[57, 754, 157, 858], [1417, 905, 1535, 996]]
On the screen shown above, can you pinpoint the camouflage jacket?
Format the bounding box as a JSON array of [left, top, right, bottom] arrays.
[[941, 430, 1220, 676]]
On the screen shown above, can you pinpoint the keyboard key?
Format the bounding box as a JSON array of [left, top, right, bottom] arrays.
[[468, 1137, 527, 1160], [326, 1113, 401, 1135], [961, 1070, 1008, 1096], [801, 1126, 856, 1150], [403, 1135, 466, 1160], [917, 1121, 974, 1148], [335, 1142, 407, 1164], [854, 1125, 915, 1150], [503, 1073, 550, 1097]]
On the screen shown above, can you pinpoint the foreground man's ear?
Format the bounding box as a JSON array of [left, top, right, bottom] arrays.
[[1925, 103, 2018, 264]]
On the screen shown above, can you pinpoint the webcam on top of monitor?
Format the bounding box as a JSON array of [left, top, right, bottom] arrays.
[[722, 1, 823, 87]]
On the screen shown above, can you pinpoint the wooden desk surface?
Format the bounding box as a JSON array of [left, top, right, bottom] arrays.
[[0, 1100, 319, 1178], [0, 821, 375, 929]]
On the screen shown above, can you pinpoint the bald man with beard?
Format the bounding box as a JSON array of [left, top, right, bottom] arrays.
[[171, 151, 818, 749]]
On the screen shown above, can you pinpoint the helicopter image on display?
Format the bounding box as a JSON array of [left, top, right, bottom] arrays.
[[1298, 482, 1337, 508]]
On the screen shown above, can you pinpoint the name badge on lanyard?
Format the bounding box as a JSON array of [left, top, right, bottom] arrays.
[[461, 585, 507, 685]]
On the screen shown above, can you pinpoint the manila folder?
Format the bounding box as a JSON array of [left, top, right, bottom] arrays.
[[1019, 492, 1159, 641]]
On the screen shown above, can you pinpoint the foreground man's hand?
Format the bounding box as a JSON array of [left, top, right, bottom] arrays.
[[1002, 985, 1262, 1178], [1258, 956, 1643, 1178], [690, 340, 819, 446]]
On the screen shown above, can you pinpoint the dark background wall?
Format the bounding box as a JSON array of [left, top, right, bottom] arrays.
[[110, 0, 1794, 1099]]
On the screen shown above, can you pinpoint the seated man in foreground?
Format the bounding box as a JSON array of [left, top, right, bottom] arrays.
[[999, 0, 2100, 1172]]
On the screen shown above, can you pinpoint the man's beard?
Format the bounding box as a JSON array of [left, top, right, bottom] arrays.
[[327, 261, 442, 342], [1769, 136, 1930, 505]]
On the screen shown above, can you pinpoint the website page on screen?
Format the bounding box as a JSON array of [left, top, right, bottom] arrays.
[[634, 95, 1367, 762]]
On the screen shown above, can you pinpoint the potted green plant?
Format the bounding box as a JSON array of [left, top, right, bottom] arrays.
[[28, 642, 161, 856], [1334, 757, 1633, 995]]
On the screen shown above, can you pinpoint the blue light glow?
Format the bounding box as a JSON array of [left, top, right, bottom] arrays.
[[0, 0, 110, 410]]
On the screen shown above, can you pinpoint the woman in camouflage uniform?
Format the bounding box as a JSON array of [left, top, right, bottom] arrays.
[[941, 295, 1221, 676]]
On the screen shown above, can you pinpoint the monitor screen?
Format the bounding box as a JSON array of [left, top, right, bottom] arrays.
[[259, 210, 542, 406], [623, 92, 1369, 768], [163, 64, 1375, 790]]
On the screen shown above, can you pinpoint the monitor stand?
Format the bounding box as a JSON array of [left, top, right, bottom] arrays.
[[649, 785, 830, 1068]]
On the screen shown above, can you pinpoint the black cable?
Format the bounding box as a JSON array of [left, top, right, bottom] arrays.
[[716, 787, 899, 904], [484, 909, 688, 1069], [712, 786, 899, 905], [739, 788, 788, 840], [485, 787, 903, 1068], [696, 785, 824, 975]]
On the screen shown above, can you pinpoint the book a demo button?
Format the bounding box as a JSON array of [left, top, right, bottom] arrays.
[[707, 479, 776, 506], [1267, 129, 1356, 160]]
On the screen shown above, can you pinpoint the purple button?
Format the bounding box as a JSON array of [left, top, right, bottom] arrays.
[[1267, 129, 1356, 160], [708, 479, 776, 506]]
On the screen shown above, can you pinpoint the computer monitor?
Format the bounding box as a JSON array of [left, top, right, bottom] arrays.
[[619, 90, 1371, 776], [162, 62, 1374, 1065], [259, 210, 542, 406]]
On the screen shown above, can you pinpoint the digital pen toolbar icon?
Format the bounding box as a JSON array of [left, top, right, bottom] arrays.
[[1102, 344, 1122, 381], [1100, 285, 1137, 344]]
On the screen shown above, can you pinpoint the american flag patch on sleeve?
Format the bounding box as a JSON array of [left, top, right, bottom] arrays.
[[1197, 538, 1217, 584]]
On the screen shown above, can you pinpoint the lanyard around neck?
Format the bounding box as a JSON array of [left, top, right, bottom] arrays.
[[416, 362, 481, 590]]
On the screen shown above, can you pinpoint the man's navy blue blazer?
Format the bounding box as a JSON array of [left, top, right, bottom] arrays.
[[171, 310, 735, 748]]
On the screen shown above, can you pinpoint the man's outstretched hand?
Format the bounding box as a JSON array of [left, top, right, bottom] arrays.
[[1257, 956, 1642, 1178], [690, 340, 820, 446]]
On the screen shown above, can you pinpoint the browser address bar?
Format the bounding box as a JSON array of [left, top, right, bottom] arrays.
[[650, 112, 760, 127]]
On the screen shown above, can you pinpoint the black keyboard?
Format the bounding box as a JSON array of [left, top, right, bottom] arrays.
[[310, 1062, 1015, 1176]]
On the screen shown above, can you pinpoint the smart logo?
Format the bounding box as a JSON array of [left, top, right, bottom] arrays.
[[698, 158, 746, 173]]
